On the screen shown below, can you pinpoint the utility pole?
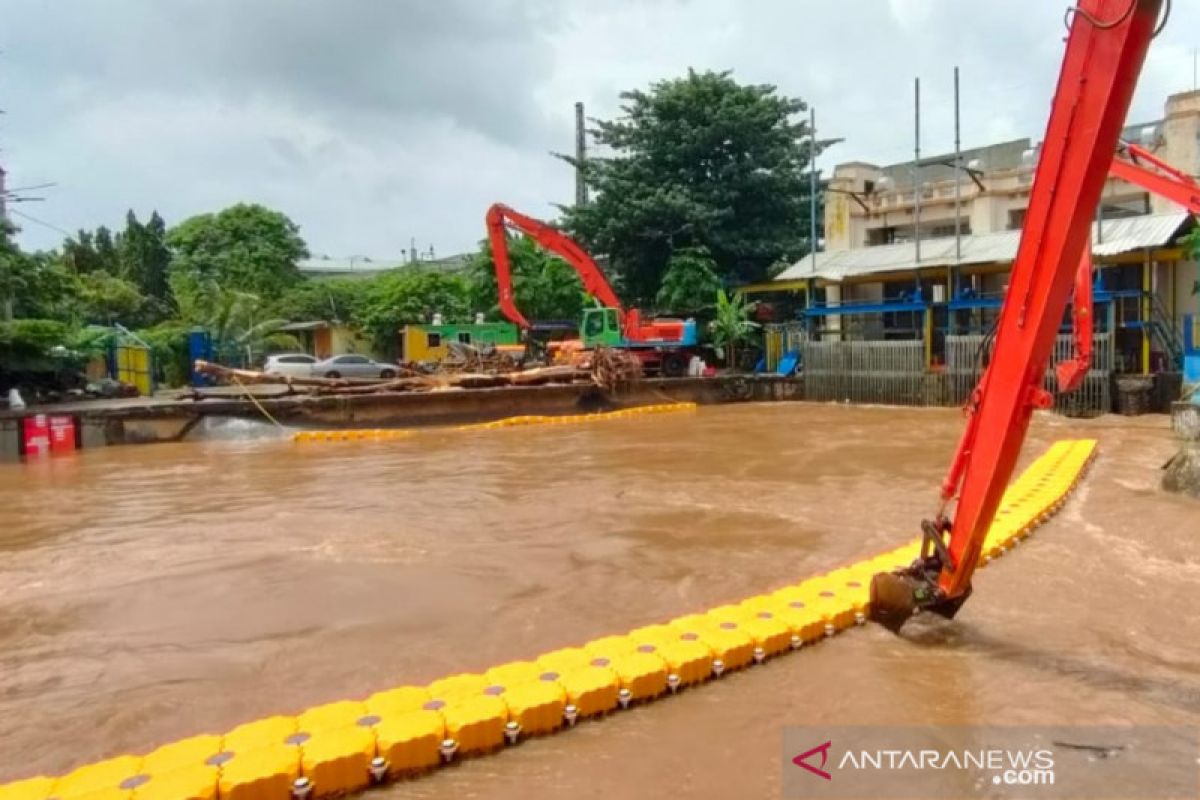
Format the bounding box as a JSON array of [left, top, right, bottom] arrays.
[[913, 77, 922, 268], [1, 145, 12, 321], [574, 101, 588, 207], [953, 67, 962, 285], [810, 106, 818, 273]]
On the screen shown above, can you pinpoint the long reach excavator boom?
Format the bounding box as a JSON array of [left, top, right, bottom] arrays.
[[485, 203, 695, 350], [870, 0, 1167, 630]]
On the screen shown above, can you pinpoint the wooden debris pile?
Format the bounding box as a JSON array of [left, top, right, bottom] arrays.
[[187, 359, 610, 399]]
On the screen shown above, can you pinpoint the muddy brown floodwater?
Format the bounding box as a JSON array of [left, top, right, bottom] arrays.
[[0, 403, 1197, 798]]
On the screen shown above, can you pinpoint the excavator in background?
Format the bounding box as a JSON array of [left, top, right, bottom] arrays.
[[870, 0, 1169, 630], [1057, 139, 1200, 393], [485, 203, 701, 377]]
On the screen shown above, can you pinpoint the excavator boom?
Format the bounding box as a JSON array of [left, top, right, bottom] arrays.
[[485, 203, 626, 330], [870, 0, 1165, 630]]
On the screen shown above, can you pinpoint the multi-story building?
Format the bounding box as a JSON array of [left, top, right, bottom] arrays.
[[767, 89, 1200, 385]]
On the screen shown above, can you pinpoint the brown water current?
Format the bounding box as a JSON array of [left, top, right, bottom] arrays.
[[0, 403, 1196, 798]]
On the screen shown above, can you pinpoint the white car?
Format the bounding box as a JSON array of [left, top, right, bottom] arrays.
[[312, 354, 398, 379], [263, 353, 318, 378]]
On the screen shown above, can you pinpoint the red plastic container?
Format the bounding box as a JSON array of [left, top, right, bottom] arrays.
[[21, 415, 50, 457], [49, 415, 77, 453]]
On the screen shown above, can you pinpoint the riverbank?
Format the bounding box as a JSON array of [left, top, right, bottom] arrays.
[[0, 375, 802, 457]]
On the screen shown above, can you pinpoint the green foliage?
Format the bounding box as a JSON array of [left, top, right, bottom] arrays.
[[167, 203, 308, 298], [655, 246, 723, 313], [708, 289, 759, 368], [358, 270, 472, 356], [467, 235, 586, 322], [120, 211, 172, 303], [78, 271, 147, 324], [270, 277, 368, 323], [0, 318, 71, 369], [561, 69, 827, 305]]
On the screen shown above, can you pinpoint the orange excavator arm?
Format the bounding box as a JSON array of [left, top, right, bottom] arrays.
[[485, 203, 626, 330], [1058, 140, 1200, 392], [870, 0, 1165, 630]]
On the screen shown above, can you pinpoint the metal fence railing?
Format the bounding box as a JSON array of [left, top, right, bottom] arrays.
[[945, 332, 1114, 415], [799, 340, 926, 405]]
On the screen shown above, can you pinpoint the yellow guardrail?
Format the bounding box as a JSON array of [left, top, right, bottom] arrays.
[[291, 403, 699, 443], [0, 439, 1097, 800]]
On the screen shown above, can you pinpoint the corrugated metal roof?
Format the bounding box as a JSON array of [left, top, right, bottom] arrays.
[[776, 211, 1190, 283]]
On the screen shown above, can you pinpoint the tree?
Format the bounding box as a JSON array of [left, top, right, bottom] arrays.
[[466, 234, 586, 323], [709, 289, 759, 370], [0, 219, 26, 321], [271, 277, 368, 324], [120, 211, 172, 305], [166, 203, 308, 298], [561, 69, 828, 305], [77, 271, 147, 324], [655, 246, 723, 313], [358, 270, 471, 356]]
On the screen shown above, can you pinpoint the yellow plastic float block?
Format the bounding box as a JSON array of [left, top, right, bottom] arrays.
[[373, 710, 443, 774], [484, 661, 542, 690], [298, 727, 375, 798], [364, 686, 429, 722], [629, 626, 712, 686], [0, 777, 56, 800], [297, 701, 367, 735], [142, 736, 223, 775], [131, 766, 216, 800], [440, 696, 507, 755], [535, 647, 592, 675], [501, 680, 565, 735], [216, 745, 298, 800], [552, 666, 619, 717], [821, 568, 872, 617], [705, 604, 791, 656], [426, 673, 489, 704], [582, 635, 639, 660], [222, 716, 297, 754], [741, 594, 826, 645], [55, 756, 143, 799], [669, 614, 755, 670], [804, 583, 861, 631], [607, 651, 668, 700]]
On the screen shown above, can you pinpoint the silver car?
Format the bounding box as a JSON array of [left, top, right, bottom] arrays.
[[263, 353, 318, 378], [312, 354, 398, 379]]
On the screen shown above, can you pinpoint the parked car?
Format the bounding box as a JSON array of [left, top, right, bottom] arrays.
[[263, 353, 318, 378], [312, 354, 397, 379]]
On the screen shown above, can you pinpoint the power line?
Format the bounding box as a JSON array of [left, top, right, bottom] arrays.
[[10, 207, 73, 238]]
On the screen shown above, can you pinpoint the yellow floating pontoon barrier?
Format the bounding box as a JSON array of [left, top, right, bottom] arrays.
[[0, 439, 1097, 800]]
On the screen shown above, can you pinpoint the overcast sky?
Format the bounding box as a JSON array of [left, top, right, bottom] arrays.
[[1, 0, 1196, 259]]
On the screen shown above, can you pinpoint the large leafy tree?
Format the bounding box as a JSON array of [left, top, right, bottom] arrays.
[[166, 203, 308, 298], [120, 211, 172, 304], [562, 69, 826, 305], [358, 270, 472, 356], [466, 234, 586, 323], [655, 245, 723, 314]]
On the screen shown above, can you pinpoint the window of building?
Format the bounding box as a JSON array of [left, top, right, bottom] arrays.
[[1008, 209, 1027, 230], [427, 333, 442, 347], [867, 227, 898, 247], [457, 331, 472, 344]]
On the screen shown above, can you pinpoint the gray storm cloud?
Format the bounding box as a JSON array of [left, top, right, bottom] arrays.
[[0, 0, 1192, 257]]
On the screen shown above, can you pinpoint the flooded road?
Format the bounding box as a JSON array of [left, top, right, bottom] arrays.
[[1, 403, 1197, 798]]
